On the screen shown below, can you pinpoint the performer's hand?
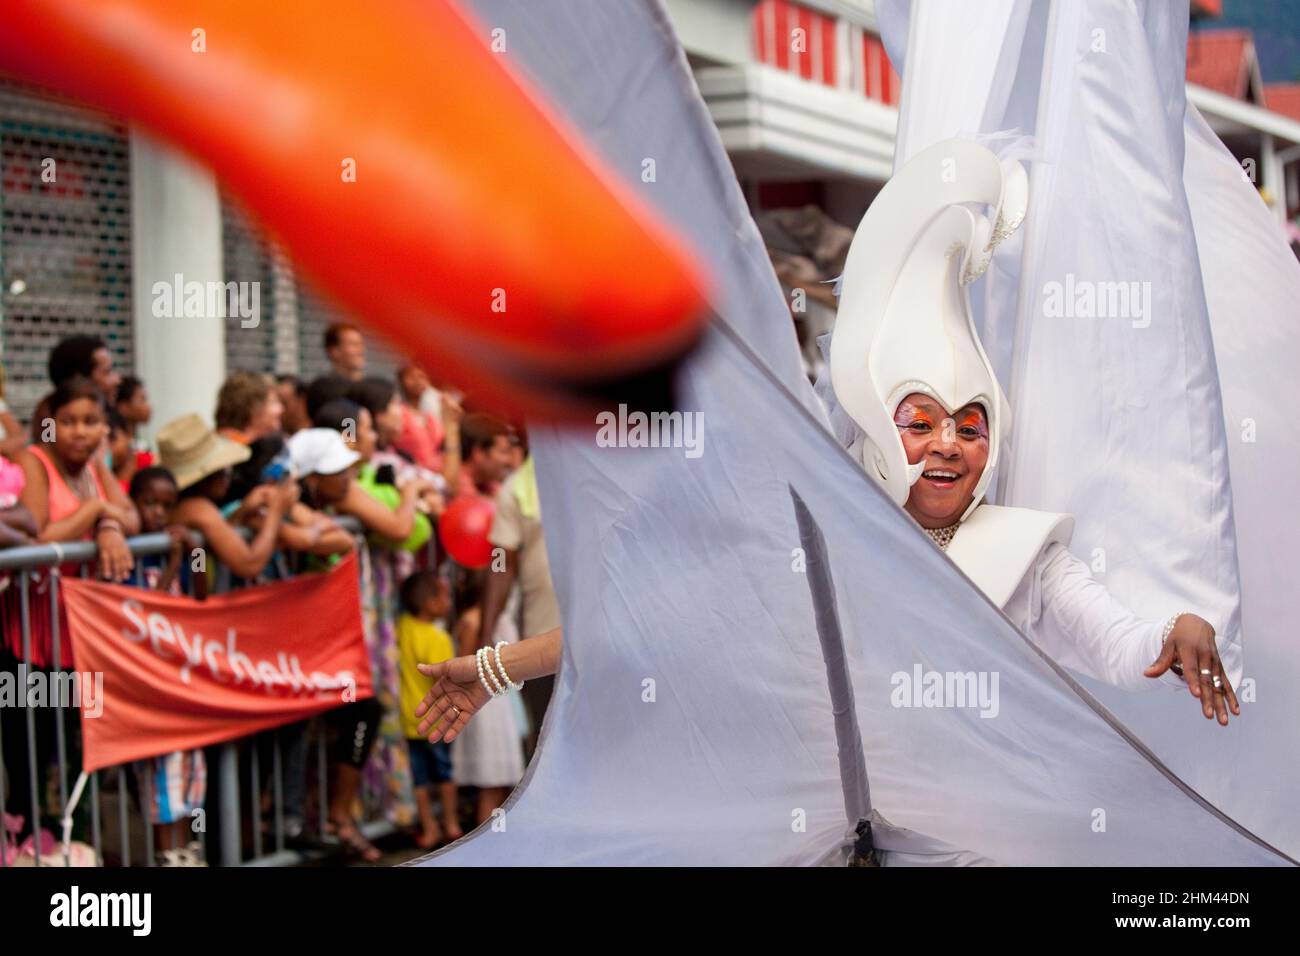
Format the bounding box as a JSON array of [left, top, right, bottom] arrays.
[[415, 654, 490, 743], [1145, 614, 1239, 726]]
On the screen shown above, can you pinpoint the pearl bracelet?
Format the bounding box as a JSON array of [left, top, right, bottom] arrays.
[[475, 647, 506, 698], [492, 641, 524, 691], [1161, 612, 1188, 646], [481, 646, 505, 696]]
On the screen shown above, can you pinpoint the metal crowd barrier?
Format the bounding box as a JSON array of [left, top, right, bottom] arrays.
[[0, 518, 398, 867]]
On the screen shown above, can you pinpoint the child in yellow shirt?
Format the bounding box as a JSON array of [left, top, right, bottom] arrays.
[[398, 570, 462, 848]]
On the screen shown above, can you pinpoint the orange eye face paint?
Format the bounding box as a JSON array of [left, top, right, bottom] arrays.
[[894, 398, 988, 440], [955, 407, 989, 441], [894, 400, 935, 429]]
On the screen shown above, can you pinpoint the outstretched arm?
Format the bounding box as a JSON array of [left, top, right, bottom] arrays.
[[414, 626, 562, 743], [1030, 543, 1238, 725]]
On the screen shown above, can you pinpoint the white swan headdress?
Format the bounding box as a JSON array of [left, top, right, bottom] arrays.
[[830, 138, 1027, 523]]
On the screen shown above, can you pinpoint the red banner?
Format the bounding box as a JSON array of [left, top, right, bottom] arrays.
[[61, 553, 373, 771]]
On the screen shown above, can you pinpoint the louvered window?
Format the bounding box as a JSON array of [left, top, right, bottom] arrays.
[[0, 80, 132, 424]]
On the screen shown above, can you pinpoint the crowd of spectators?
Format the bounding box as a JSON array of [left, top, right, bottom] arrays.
[[0, 322, 558, 865]]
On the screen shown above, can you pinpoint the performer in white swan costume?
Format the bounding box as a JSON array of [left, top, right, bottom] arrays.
[[829, 137, 1237, 721], [415, 137, 1240, 751]]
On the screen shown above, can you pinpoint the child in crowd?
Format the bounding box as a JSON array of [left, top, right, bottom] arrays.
[[107, 409, 134, 492], [398, 570, 462, 848], [447, 569, 525, 825], [115, 375, 153, 433], [128, 466, 208, 865], [114, 375, 155, 474]]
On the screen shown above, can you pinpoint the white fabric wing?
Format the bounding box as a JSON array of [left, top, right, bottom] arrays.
[[415, 0, 1289, 866]]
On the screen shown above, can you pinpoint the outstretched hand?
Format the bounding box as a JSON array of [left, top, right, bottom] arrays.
[[415, 654, 491, 743], [1145, 614, 1240, 726]]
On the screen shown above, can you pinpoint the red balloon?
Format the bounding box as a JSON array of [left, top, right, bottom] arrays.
[[439, 496, 496, 569]]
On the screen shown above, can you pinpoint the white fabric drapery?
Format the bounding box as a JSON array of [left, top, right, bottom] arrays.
[[881, 0, 1300, 859], [415, 0, 1294, 866]]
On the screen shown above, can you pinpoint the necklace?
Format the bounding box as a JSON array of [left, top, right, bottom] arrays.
[[924, 522, 960, 552], [55, 458, 95, 501]]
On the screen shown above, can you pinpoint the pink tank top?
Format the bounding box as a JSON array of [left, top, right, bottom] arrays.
[[27, 443, 106, 534], [1, 446, 107, 668]]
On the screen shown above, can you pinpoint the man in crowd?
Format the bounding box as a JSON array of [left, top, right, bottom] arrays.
[[324, 322, 367, 381], [276, 374, 312, 435], [477, 438, 560, 757], [29, 334, 122, 440], [455, 412, 513, 499]]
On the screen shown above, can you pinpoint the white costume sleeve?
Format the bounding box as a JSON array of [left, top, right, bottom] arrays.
[[1013, 542, 1186, 692]]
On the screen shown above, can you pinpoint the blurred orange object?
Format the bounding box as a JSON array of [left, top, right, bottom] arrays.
[[0, 0, 710, 418]]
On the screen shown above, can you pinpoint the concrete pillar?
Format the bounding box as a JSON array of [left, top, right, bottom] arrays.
[[129, 130, 226, 442]]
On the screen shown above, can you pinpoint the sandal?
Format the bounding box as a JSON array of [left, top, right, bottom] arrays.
[[325, 817, 382, 863]]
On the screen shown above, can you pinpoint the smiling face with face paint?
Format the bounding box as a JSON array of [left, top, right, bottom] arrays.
[[893, 392, 990, 529]]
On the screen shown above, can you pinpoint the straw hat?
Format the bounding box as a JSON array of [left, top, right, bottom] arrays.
[[157, 413, 251, 490]]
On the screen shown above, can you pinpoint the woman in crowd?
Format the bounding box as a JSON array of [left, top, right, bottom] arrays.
[[159, 413, 293, 582], [312, 397, 437, 547], [16, 375, 138, 584], [214, 371, 284, 446], [348, 377, 445, 513], [3, 375, 140, 842], [206, 431, 351, 849], [310, 398, 441, 844], [393, 364, 444, 473], [221, 433, 354, 566], [287, 427, 387, 861], [393, 364, 464, 490]]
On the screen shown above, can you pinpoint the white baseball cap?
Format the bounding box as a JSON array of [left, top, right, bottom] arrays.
[[287, 427, 361, 477]]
